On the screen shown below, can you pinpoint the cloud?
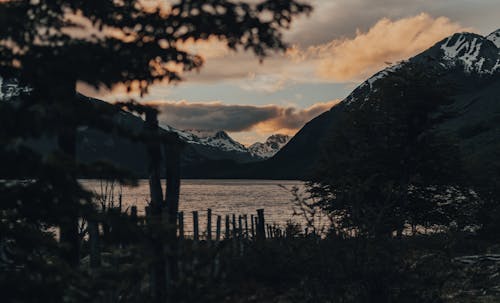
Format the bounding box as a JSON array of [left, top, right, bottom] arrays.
[[144, 99, 340, 133], [240, 73, 288, 93], [286, 0, 497, 47], [253, 100, 340, 134], [292, 13, 470, 82]]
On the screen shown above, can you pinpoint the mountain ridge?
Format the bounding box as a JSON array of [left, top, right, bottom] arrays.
[[248, 28, 500, 180]]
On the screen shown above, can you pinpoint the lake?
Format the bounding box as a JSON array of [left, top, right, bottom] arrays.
[[81, 179, 306, 234]]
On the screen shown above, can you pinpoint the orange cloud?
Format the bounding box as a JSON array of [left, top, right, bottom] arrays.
[[253, 100, 340, 134], [142, 99, 340, 135], [291, 13, 472, 82]]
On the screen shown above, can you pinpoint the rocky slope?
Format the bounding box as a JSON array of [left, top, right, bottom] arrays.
[[248, 134, 291, 159]]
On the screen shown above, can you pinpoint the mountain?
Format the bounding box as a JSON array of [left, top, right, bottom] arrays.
[[162, 127, 249, 155], [249, 134, 291, 159], [3, 29, 498, 180], [0, 80, 292, 176], [258, 29, 500, 179]]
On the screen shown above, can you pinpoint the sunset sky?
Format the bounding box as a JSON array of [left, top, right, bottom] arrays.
[[83, 0, 500, 145]]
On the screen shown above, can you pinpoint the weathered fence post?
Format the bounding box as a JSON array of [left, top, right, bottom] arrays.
[[225, 215, 230, 239], [193, 211, 199, 243], [232, 214, 237, 251], [256, 209, 265, 241], [207, 208, 212, 244], [244, 215, 249, 239], [232, 214, 237, 239], [144, 108, 166, 303], [238, 215, 243, 239], [216, 215, 221, 243], [250, 214, 255, 239], [164, 141, 182, 291], [238, 215, 244, 256]]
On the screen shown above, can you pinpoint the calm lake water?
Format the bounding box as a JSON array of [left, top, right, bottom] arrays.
[[81, 179, 306, 235]]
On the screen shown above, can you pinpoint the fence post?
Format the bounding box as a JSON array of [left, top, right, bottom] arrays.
[[216, 215, 221, 243], [193, 211, 199, 243], [207, 208, 212, 244], [225, 215, 230, 239], [256, 209, 265, 241], [250, 214, 255, 239], [232, 214, 237, 252], [244, 215, 249, 239], [232, 214, 237, 239], [238, 215, 243, 240]]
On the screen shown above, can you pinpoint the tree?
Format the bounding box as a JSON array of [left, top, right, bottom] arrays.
[[0, 0, 311, 301], [308, 62, 471, 238]]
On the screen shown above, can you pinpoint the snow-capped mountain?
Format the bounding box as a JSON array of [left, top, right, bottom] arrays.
[[160, 126, 249, 154], [249, 134, 291, 159], [262, 28, 500, 179], [160, 125, 289, 159], [346, 29, 500, 106], [1, 75, 290, 165]]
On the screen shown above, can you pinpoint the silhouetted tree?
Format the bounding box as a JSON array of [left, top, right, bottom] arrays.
[[0, 0, 311, 301], [308, 62, 472, 238]]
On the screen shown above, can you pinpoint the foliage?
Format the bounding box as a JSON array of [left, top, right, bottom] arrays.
[[0, 0, 311, 302], [307, 62, 475, 237]]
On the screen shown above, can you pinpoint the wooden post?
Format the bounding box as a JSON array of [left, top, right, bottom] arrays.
[[250, 214, 255, 239], [254, 216, 259, 238], [88, 220, 101, 269], [207, 208, 212, 243], [232, 214, 237, 252], [144, 109, 166, 303], [244, 215, 249, 239], [232, 214, 237, 239], [238, 215, 243, 239], [256, 209, 265, 241], [193, 211, 199, 242], [216, 215, 221, 243], [225, 215, 230, 239], [178, 211, 184, 240], [145, 109, 164, 214], [164, 144, 181, 213], [164, 142, 181, 287]]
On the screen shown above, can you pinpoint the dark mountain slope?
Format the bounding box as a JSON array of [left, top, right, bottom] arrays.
[[254, 30, 500, 180]]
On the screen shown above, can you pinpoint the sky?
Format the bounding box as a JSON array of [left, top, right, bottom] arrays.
[[81, 0, 500, 145]]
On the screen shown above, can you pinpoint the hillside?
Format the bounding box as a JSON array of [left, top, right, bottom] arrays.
[[256, 29, 500, 180]]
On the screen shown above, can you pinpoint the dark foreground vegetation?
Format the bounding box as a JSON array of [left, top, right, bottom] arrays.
[[4, 204, 500, 303]]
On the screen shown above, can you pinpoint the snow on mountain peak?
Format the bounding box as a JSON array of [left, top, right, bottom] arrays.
[[486, 29, 500, 48], [438, 32, 499, 74], [249, 134, 291, 159], [343, 31, 500, 107], [159, 126, 248, 154]]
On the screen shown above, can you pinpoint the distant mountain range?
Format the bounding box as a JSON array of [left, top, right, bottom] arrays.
[[2, 29, 499, 180], [0, 80, 290, 176], [160, 127, 290, 160]]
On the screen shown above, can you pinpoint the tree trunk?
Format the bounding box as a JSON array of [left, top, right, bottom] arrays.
[[164, 143, 181, 284], [144, 109, 166, 303], [54, 77, 80, 267]]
